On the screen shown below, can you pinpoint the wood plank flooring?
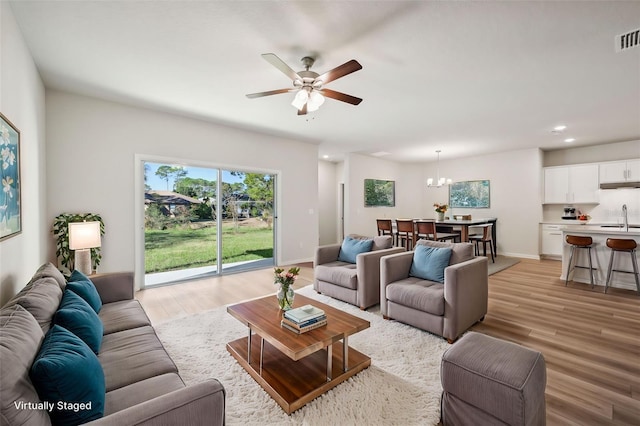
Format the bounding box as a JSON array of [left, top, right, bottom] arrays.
[[136, 258, 640, 425]]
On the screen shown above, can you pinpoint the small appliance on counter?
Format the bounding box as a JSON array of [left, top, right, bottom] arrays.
[[562, 206, 576, 220]]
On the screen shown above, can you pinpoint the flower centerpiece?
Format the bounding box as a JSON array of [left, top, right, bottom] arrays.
[[434, 203, 448, 220], [274, 266, 300, 311]]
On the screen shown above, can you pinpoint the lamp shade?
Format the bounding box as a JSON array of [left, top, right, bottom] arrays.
[[69, 221, 101, 250]]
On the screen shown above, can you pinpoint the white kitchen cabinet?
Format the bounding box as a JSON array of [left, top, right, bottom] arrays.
[[541, 224, 563, 257], [599, 159, 640, 183], [543, 164, 599, 204]]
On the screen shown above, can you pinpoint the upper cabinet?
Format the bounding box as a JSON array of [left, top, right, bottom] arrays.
[[544, 164, 599, 204], [599, 160, 640, 183]]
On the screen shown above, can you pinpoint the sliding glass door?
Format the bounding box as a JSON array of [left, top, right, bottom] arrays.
[[142, 161, 275, 287]]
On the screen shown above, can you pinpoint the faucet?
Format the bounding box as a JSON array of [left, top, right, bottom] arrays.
[[622, 204, 628, 232]]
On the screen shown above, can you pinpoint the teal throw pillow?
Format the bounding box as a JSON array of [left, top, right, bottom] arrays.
[[30, 325, 105, 425], [54, 290, 103, 354], [338, 236, 374, 264], [409, 245, 452, 283], [67, 270, 102, 313]]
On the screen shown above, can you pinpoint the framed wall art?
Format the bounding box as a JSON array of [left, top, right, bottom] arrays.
[[364, 179, 395, 207], [0, 113, 21, 241], [449, 180, 490, 208]]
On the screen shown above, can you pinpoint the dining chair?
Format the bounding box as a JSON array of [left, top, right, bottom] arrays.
[[395, 219, 415, 250], [469, 224, 495, 263], [376, 219, 394, 241], [415, 220, 460, 243]]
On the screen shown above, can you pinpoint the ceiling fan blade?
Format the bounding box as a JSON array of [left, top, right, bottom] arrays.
[[297, 104, 308, 115], [246, 88, 296, 99], [262, 53, 301, 82], [316, 59, 362, 85], [318, 88, 363, 105]]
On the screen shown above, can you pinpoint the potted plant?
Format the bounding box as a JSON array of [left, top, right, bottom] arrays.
[[434, 203, 448, 221], [52, 213, 105, 275]]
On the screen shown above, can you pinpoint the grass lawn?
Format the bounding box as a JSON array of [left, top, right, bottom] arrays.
[[145, 222, 273, 273]]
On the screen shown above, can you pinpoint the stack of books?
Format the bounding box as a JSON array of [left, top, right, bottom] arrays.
[[281, 305, 327, 334]]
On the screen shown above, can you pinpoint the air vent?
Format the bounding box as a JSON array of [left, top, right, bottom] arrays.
[[616, 28, 640, 52]]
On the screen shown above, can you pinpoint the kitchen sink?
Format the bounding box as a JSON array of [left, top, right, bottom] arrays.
[[600, 224, 640, 228]]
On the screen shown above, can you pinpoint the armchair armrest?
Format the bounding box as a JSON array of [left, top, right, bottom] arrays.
[[380, 251, 414, 315], [90, 272, 134, 304], [314, 244, 342, 266], [356, 247, 405, 309], [87, 380, 225, 426], [442, 257, 488, 341]]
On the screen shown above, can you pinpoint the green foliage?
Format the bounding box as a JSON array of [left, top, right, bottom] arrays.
[[155, 165, 187, 190], [52, 213, 105, 274], [364, 179, 394, 207]]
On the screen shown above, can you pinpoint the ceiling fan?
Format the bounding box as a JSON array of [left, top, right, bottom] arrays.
[[246, 53, 363, 115]]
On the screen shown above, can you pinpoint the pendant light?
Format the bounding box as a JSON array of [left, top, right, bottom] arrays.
[[427, 150, 452, 188]]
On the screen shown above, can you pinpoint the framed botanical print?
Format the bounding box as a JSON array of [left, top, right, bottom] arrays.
[[449, 180, 490, 208], [0, 113, 21, 241]]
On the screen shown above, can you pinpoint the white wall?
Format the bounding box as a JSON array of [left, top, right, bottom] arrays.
[[45, 91, 319, 289], [318, 160, 338, 246], [0, 2, 47, 305], [422, 148, 544, 258], [344, 153, 424, 237]]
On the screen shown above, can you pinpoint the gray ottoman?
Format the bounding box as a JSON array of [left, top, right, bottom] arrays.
[[440, 332, 546, 426]]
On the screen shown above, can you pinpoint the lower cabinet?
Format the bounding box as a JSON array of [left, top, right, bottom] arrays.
[[541, 224, 563, 257]]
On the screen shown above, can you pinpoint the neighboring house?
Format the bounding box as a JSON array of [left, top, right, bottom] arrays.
[[145, 190, 201, 215]]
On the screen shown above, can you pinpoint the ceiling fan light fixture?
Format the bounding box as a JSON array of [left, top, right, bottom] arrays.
[[291, 89, 309, 110], [306, 91, 325, 112]]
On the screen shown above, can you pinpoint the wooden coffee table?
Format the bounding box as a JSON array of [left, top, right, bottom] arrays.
[[226, 293, 371, 414]]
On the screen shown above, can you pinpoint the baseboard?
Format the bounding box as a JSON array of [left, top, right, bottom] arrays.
[[499, 252, 540, 260]]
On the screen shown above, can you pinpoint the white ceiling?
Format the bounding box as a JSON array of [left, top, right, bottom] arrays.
[[8, 0, 640, 163]]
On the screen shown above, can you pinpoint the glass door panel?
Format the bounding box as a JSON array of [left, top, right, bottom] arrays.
[[220, 170, 275, 273], [143, 161, 218, 286]]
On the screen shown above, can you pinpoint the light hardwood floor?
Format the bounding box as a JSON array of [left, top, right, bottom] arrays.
[[136, 258, 640, 425]]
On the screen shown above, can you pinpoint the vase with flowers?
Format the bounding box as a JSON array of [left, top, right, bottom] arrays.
[[274, 266, 300, 311], [434, 203, 448, 221]]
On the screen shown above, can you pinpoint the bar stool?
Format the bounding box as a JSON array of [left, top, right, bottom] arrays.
[[605, 238, 640, 295], [564, 235, 596, 288]]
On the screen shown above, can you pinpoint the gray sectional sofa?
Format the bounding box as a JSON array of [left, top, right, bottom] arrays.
[[0, 263, 225, 425]]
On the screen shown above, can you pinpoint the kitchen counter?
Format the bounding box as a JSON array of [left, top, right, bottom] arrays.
[[560, 227, 640, 292]]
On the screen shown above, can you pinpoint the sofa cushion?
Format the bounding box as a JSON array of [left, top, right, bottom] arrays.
[[99, 326, 178, 392], [53, 290, 103, 353], [30, 262, 67, 291], [410, 245, 452, 283], [67, 270, 102, 313], [30, 325, 105, 425], [386, 280, 445, 316], [0, 305, 51, 426], [338, 235, 373, 263], [7, 277, 63, 334], [416, 240, 474, 265], [99, 299, 152, 335], [348, 234, 392, 251], [104, 373, 185, 416], [315, 262, 358, 290]]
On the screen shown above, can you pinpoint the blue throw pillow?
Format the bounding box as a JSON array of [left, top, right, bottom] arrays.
[[338, 236, 374, 263], [409, 245, 452, 283], [30, 325, 105, 425], [54, 290, 103, 354], [67, 270, 102, 313]]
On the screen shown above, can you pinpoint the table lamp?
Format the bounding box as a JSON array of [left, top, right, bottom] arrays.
[[68, 221, 101, 275]]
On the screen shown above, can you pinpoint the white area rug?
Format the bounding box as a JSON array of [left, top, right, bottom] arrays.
[[155, 286, 449, 426]]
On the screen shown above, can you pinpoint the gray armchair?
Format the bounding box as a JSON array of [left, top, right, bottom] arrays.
[[380, 240, 488, 343], [314, 235, 405, 309]]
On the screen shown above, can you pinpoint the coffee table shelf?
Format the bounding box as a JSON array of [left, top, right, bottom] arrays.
[[226, 293, 371, 414]]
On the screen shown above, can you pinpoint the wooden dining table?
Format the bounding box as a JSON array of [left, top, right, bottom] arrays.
[[435, 217, 497, 250]]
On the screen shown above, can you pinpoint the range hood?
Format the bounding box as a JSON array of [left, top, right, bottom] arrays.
[[600, 181, 640, 189]]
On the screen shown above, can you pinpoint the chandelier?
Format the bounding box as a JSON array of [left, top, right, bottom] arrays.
[[427, 150, 452, 188]]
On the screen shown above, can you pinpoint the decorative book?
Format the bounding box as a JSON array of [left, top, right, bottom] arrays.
[[281, 318, 328, 334], [284, 305, 325, 324]]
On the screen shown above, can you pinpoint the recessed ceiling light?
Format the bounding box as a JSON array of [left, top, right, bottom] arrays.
[[371, 151, 391, 157], [564, 138, 575, 143], [553, 125, 567, 132]]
